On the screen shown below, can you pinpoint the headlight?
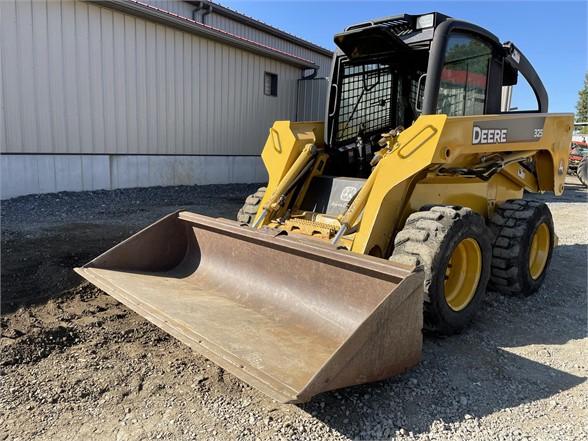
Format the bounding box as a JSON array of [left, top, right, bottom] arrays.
[[416, 14, 435, 30]]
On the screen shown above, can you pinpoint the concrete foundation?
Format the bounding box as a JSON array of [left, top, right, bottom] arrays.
[[1, 155, 267, 199]]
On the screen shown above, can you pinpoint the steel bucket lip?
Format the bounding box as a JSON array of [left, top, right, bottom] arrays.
[[76, 265, 422, 403], [75, 211, 422, 403]]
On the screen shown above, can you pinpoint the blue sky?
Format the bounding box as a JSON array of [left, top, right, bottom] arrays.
[[219, 0, 587, 113]]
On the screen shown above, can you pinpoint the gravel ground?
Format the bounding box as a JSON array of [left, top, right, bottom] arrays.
[[1, 178, 586, 441]]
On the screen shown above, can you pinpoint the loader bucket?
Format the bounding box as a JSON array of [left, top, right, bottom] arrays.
[[75, 211, 424, 403]]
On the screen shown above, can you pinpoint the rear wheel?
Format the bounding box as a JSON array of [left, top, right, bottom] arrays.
[[390, 206, 492, 334], [488, 199, 554, 296], [577, 156, 588, 187], [237, 187, 266, 226]]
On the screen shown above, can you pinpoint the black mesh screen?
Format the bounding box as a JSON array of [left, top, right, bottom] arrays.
[[335, 64, 394, 144]]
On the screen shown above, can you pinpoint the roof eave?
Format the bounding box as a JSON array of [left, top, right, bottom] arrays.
[[89, 0, 319, 70], [186, 1, 333, 57]]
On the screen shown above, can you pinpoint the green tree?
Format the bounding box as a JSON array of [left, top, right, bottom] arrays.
[[576, 73, 588, 134]]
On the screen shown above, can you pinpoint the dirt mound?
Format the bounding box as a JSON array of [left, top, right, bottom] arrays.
[[1, 325, 81, 366]]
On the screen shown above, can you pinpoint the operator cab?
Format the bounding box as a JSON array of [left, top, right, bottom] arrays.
[[325, 12, 548, 178]]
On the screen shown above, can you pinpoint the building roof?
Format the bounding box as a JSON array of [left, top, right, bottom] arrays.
[[94, 0, 324, 69], [187, 1, 333, 57]]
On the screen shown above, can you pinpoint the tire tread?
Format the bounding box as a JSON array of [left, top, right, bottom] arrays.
[[488, 199, 554, 296], [390, 206, 491, 334], [236, 187, 266, 225]]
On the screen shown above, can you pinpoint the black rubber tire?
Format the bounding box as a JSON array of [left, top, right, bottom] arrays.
[[488, 199, 555, 296], [577, 156, 588, 188], [389, 206, 493, 335], [236, 187, 266, 226]]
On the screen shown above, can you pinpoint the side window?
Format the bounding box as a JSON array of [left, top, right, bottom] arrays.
[[437, 33, 493, 116], [501, 74, 539, 112], [264, 72, 278, 97]]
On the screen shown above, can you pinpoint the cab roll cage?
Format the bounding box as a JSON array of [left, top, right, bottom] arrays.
[[326, 13, 548, 146]]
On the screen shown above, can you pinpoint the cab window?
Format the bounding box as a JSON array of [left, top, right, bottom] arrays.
[[437, 33, 493, 116]]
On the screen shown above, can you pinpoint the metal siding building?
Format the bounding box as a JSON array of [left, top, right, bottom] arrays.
[[0, 0, 332, 199]]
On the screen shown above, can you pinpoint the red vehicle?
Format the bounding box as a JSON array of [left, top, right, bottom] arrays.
[[568, 141, 588, 174]]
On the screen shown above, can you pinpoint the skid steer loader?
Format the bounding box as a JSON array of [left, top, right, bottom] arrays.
[[76, 13, 573, 403]]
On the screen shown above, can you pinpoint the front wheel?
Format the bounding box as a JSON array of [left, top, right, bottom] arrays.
[[390, 206, 493, 335], [237, 187, 266, 226]]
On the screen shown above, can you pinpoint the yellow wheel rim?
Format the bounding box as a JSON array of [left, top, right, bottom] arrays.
[[529, 223, 550, 280], [444, 238, 482, 312]]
